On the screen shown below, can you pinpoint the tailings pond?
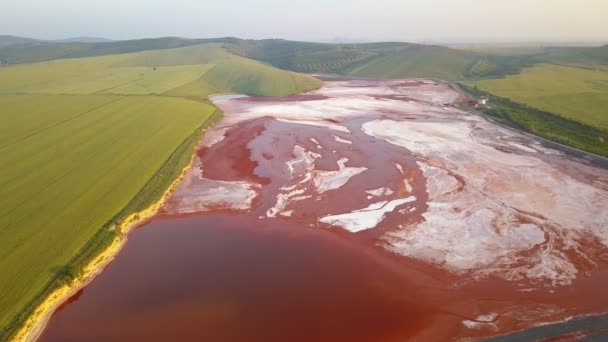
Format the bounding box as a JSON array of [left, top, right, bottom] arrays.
[[40, 80, 608, 341]]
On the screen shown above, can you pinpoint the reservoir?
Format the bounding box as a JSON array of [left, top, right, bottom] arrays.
[[40, 80, 608, 341]]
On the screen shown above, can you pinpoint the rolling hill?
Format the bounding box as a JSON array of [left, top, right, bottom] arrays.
[[540, 45, 608, 67], [3, 36, 606, 80], [0, 35, 41, 48], [60, 37, 114, 43], [0, 37, 547, 80], [225, 39, 489, 80], [0, 37, 224, 65]]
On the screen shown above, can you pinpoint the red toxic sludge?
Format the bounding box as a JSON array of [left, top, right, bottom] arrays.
[[40, 80, 608, 342]]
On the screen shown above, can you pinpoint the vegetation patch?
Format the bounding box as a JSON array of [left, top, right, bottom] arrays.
[[459, 83, 608, 158], [470, 64, 608, 130]]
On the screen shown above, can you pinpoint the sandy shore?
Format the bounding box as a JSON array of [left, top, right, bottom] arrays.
[[12, 133, 205, 342]]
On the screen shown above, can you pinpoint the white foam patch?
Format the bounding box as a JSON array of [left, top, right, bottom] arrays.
[[395, 163, 404, 174], [320, 197, 416, 232], [281, 210, 294, 217], [212, 79, 462, 135], [333, 135, 353, 144], [286, 145, 320, 176], [365, 118, 608, 285], [417, 162, 460, 199], [210, 80, 608, 287], [386, 205, 547, 271], [509, 142, 538, 153], [267, 189, 306, 218], [365, 187, 394, 197], [313, 158, 366, 193], [166, 179, 259, 214], [403, 180, 413, 193], [462, 313, 499, 329]]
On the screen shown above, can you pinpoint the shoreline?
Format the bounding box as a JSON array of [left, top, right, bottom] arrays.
[[12, 135, 203, 342]]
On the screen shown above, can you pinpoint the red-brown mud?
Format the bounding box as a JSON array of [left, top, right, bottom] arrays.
[[39, 79, 608, 341]]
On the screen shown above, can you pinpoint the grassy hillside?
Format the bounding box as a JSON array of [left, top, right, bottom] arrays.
[[470, 64, 608, 131], [347, 45, 477, 80], [0, 35, 41, 48], [458, 45, 608, 157], [225, 40, 483, 80], [541, 45, 608, 67], [0, 43, 320, 98], [167, 55, 322, 97], [224, 39, 549, 80], [454, 44, 608, 64], [0, 43, 320, 340]]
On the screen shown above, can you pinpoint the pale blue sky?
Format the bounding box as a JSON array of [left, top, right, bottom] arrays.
[[0, 0, 606, 43]]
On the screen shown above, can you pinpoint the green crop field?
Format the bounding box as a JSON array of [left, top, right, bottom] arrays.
[[470, 64, 608, 131], [0, 42, 321, 340]]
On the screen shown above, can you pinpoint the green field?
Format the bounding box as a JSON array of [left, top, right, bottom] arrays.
[[0, 43, 321, 340], [471, 64, 608, 131], [460, 84, 608, 157], [0, 43, 321, 99]]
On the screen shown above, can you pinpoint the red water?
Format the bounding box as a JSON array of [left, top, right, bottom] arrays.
[[39, 80, 608, 341]]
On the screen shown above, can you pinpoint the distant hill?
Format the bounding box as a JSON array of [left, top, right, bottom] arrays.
[[1, 36, 607, 80], [0, 35, 40, 48], [0, 37, 220, 65], [60, 36, 114, 43], [0, 36, 514, 80], [224, 39, 537, 80], [328, 37, 366, 44], [540, 45, 608, 67]]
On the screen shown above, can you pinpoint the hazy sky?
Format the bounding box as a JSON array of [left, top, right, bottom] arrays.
[[1, 0, 606, 43]]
